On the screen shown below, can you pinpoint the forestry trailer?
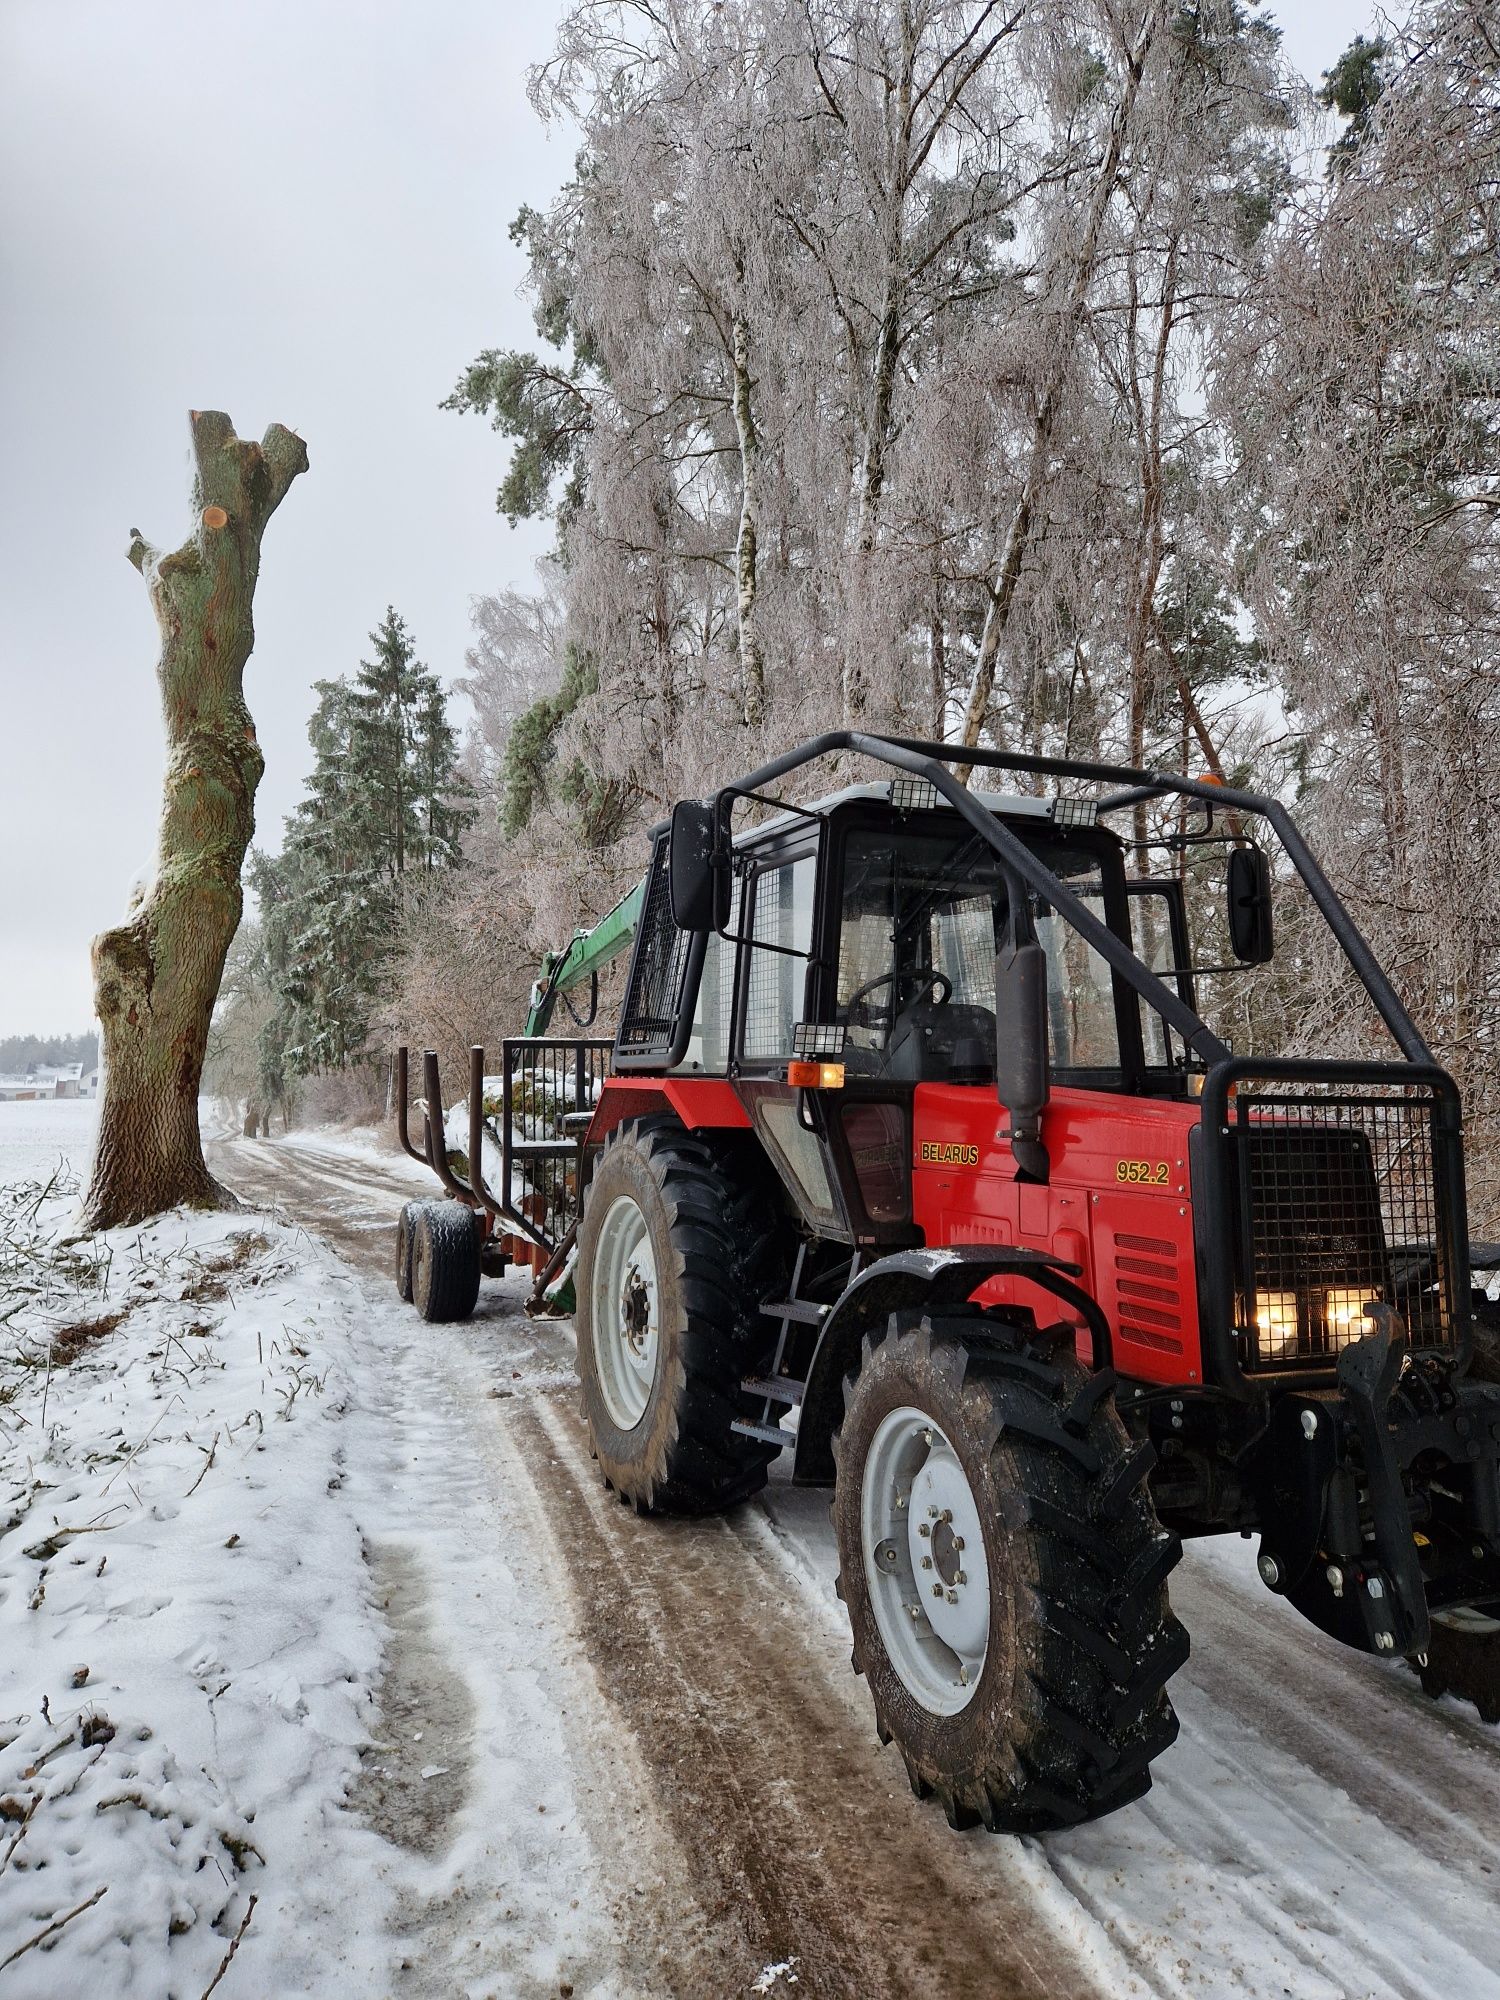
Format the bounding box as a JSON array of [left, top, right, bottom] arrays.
[[394, 731, 1500, 1834]]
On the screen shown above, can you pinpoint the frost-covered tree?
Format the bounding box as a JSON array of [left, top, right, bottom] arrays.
[[439, 0, 1496, 1234], [1221, 0, 1500, 1212]]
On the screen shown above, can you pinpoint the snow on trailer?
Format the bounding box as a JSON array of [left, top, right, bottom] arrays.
[[393, 729, 1500, 1845]]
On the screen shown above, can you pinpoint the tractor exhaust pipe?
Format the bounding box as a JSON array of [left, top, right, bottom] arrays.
[[995, 937, 1050, 1183]]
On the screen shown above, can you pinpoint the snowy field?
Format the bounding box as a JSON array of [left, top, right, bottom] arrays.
[[0, 1096, 99, 1190]]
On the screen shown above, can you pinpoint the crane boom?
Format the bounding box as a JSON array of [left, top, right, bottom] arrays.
[[523, 878, 644, 1037]]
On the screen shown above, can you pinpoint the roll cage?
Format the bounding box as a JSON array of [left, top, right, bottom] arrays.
[[621, 729, 1434, 1080]]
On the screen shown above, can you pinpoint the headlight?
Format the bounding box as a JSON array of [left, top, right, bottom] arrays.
[[1324, 1288, 1372, 1346], [1253, 1289, 1301, 1361]]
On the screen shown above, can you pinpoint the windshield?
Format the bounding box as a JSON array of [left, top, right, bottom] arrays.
[[835, 824, 1124, 1082]]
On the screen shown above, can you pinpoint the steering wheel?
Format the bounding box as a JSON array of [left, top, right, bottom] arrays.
[[843, 966, 952, 1030]]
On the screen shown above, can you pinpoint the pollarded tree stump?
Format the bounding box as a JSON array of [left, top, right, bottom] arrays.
[[81, 411, 307, 1233]]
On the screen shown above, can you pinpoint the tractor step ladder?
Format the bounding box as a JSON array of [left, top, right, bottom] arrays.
[[731, 1245, 860, 1452], [740, 1373, 807, 1406]]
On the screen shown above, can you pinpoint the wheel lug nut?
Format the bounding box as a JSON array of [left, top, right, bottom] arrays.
[[946, 1588, 958, 1604], [955, 1571, 966, 1586], [928, 1504, 939, 1518], [931, 1582, 943, 1598], [953, 1537, 964, 1552], [921, 1556, 933, 1570], [918, 1522, 931, 1538]]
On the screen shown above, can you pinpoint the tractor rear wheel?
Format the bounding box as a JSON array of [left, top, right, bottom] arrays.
[[1415, 1299, 1500, 1722], [832, 1311, 1186, 1833], [575, 1119, 781, 1514], [411, 1202, 482, 1323]]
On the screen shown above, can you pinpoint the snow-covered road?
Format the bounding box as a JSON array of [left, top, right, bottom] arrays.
[[206, 1129, 1500, 2000]]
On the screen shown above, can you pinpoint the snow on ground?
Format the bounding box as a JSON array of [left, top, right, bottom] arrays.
[[278, 1124, 434, 1190], [0, 1157, 609, 1997]]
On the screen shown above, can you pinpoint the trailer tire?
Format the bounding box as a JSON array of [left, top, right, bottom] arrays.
[[833, 1311, 1186, 1833], [1415, 1297, 1500, 1723], [411, 1202, 482, 1323], [576, 1119, 780, 1515], [396, 1202, 419, 1302]]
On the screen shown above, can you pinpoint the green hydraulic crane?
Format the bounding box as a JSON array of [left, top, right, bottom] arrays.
[[523, 879, 644, 1038]]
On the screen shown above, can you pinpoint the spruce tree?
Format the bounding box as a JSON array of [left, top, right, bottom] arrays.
[[255, 610, 473, 1074]]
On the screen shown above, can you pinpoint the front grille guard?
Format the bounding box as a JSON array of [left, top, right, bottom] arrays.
[[1195, 1059, 1472, 1392]]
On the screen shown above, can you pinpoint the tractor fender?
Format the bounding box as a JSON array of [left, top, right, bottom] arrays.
[[582, 1075, 752, 1152], [792, 1245, 1111, 1486]]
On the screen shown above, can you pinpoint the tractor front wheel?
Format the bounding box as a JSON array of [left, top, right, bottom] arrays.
[[833, 1311, 1187, 1833]]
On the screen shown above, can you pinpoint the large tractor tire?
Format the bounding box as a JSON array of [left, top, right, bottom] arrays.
[[575, 1119, 781, 1515], [410, 1201, 482, 1324], [832, 1311, 1187, 1833], [1415, 1296, 1500, 1723]]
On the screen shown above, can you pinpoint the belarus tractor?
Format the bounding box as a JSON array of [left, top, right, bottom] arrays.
[[394, 731, 1500, 1834]]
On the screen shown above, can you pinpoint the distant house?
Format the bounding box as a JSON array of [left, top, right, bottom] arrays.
[[0, 1062, 88, 1102]]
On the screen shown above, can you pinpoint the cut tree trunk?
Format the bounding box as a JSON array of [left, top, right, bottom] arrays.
[[80, 410, 307, 1233]]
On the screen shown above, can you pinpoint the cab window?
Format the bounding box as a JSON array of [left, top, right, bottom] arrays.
[[741, 851, 816, 1060], [834, 824, 1125, 1083]]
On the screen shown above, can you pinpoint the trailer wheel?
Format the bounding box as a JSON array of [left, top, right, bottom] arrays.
[[832, 1312, 1186, 1833], [1414, 1299, 1500, 1723], [411, 1202, 482, 1323], [576, 1119, 780, 1514], [396, 1202, 419, 1302]]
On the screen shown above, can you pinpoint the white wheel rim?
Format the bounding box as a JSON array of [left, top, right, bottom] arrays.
[[860, 1406, 990, 1716], [590, 1195, 659, 1431]]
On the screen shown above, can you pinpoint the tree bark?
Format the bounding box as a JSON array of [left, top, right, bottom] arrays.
[[81, 410, 308, 1232], [730, 310, 767, 726]]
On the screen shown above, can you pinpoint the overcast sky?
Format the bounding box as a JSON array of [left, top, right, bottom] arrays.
[[0, 0, 1374, 1039]]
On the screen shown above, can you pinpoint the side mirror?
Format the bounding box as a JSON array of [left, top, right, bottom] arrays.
[[995, 938, 1050, 1183], [669, 797, 731, 932], [1227, 846, 1274, 964]]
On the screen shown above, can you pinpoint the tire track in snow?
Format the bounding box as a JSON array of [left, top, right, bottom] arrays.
[[503, 1387, 1109, 2000], [1172, 1551, 1500, 1875], [219, 1130, 1500, 2000]]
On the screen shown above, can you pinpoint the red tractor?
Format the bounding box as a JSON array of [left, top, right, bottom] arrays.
[[396, 732, 1500, 1834]]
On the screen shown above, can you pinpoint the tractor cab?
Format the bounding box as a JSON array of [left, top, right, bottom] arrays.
[[662, 781, 1147, 1093], [612, 777, 1208, 1267]]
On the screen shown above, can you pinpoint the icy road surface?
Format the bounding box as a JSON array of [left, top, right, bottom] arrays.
[[208, 1129, 1500, 1998]]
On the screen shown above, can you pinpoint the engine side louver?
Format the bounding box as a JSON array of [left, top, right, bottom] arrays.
[[1108, 1232, 1184, 1353]]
